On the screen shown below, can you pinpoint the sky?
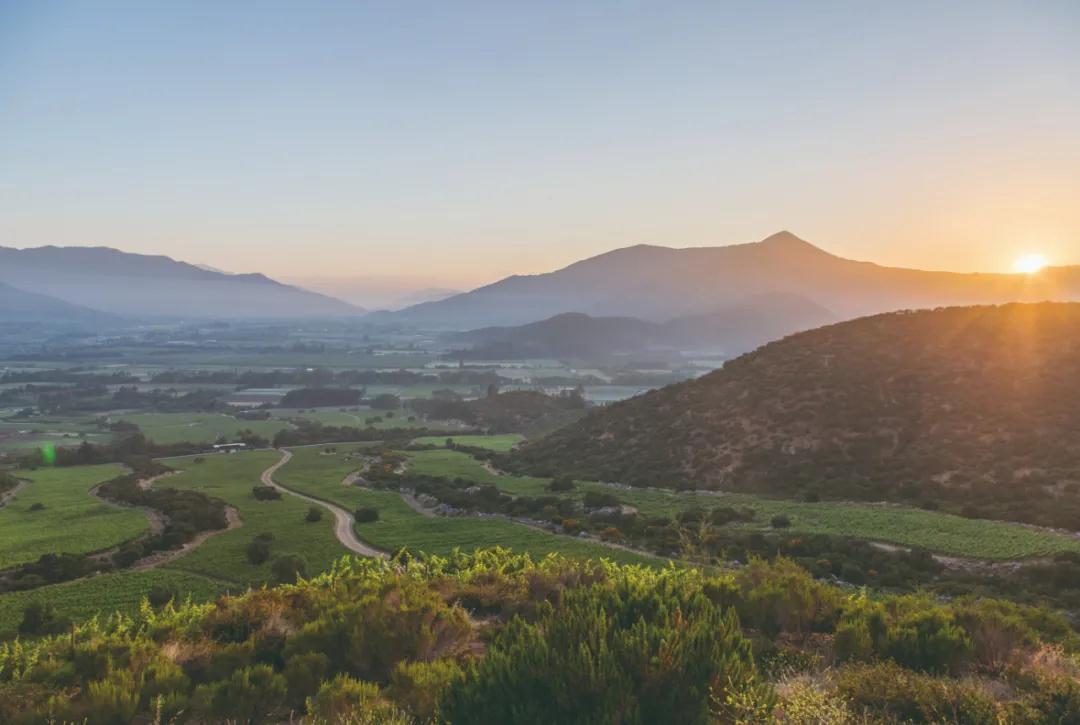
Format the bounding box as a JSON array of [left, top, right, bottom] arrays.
[[1, 1, 1078, 295]]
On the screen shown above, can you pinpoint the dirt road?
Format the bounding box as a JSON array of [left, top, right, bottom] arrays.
[[261, 449, 387, 559]]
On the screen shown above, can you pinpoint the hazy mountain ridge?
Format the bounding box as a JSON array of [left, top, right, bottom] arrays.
[[507, 302, 1080, 528], [0, 245, 361, 319], [452, 293, 835, 358], [379, 232, 1080, 328], [0, 280, 117, 326]]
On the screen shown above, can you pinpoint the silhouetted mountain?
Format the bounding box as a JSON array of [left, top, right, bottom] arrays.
[[0, 281, 117, 327], [377, 232, 1080, 328], [451, 293, 834, 359], [507, 303, 1080, 529], [0, 245, 361, 319]]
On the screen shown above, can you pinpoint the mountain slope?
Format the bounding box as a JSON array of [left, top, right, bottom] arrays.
[[452, 293, 835, 358], [507, 303, 1080, 528], [0, 281, 117, 326], [380, 232, 1080, 327], [0, 245, 361, 318]]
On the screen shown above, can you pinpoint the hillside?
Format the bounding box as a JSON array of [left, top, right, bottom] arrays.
[[508, 303, 1080, 529], [451, 293, 834, 359], [0, 281, 117, 327], [0, 245, 361, 319], [377, 231, 1080, 328]]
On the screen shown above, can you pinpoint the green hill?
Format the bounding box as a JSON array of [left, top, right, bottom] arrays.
[[508, 303, 1080, 529]]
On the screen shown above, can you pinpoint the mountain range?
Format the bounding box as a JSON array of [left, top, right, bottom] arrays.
[[506, 302, 1080, 528], [450, 293, 835, 359], [0, 281, 117, 328], [0, 245, 361, 319], [377, 232, 1080, 328]]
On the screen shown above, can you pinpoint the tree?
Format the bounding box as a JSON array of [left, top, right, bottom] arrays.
[[305, 506, 324, 523]]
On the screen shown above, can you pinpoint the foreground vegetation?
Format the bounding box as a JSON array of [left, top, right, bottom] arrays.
[[2, 549, 1079, 724]]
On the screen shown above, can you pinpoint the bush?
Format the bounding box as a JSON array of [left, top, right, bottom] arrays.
[[147, 583, 180, 608], [442, 577, 773, 723], [28, 502, 45, 512], [771, 515, 792, 529], [252, 485, 282, 501], [19, 601, 69, 636], [271, 554, 307, 584], [306, 506, 324, 523], [547, 476, 576, 492], [833, 661, 997, 724], [355, 506, 379, 524], [247, 538, 272, 565]]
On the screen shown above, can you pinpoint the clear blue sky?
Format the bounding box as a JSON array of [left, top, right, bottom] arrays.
[[1, 1, 1077, 286]]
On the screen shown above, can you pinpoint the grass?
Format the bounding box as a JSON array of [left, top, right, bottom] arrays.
[[0, 412, 112, 451], [271, 408, 437, 430], [0, 463, 147, 569], [277, 446, 653, 566], [0, 569, 227, 640], [413, 434, 524, 452], [407, 450, 1080, 561], [117, 412, 291, 445], [160, 451, 349, 584]]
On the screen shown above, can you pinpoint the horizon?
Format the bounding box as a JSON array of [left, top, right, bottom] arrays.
[[2, 1, 1078, 289]]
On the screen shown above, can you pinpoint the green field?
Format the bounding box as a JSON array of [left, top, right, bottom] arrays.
[[161, 451, 349, 584], [0, 568, 226, 639], [413, 434, 524, 452], [406, 449, 1080, 561], [0, 412, 112, 452], [0, 463, 147, 569], [271, 408, 443, 430], [278, 446, 652, 565], [117, 412, 292, 445]]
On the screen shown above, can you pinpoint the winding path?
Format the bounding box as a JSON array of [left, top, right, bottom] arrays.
[[260, 450, 387, 559], [0, 480, 28, 508]]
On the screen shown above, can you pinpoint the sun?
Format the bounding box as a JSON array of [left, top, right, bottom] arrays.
[[1013, 253, 1049, 274]]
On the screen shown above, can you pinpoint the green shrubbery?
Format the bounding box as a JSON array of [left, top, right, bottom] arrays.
[[0, 550, 1077, 724]]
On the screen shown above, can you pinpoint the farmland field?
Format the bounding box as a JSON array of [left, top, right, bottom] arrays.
[[0, 568, 226, 639], [413, 434, 524, 452], [116, 412, 291, 444], [161, 451, 349, 584], [0, 463, 146, 569], [277, 446, 652, 565], [0, 412, 112, 452], [407, 449, 1080, 561]]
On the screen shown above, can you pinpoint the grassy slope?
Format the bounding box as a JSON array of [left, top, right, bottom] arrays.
[[160, 451, 348, 584], [0, 463, 146, 568], [408, 450, 1080, 560], [278, 446, 651, 565]]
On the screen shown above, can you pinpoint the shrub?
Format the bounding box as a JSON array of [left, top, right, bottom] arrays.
[[252, 485, 282, 501], [547, 476, 576, 492], [771, 515, 792, 529], [28, 502, 45, 512], [833, 661, 997, 724], [355, 507, 379, 524], [19, 601, 69, 636], [271, 554, 308, 584], [193, 664, 287, 722], [247, 538, 272, 565], [147, 583, 180, 608], [442, 577, 773, 723], [306, 506, 324, 523]]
